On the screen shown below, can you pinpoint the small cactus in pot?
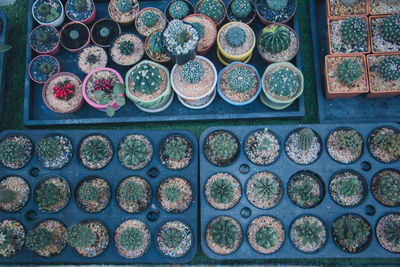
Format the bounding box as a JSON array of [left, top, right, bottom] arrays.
[[145, 30, 171, 63], [196, 0, 226, 26], [108, 0, 140, 25], [166, 0, 192, 21], [228, 0, 255, 24]]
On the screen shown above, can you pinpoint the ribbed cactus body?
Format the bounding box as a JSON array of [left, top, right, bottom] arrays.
[[231, 0, 252, 18], [227, 66, 254, 92], [340, 17, 367, 45], [336, 58, 362, 86], [260, 25, 290, 54], [226, 26, 246, 47], [148, 31, 165, 54], [268, 68, 299, 97], [298, 128, 315, 151], [169, 0, 190, 20], [130, 63, 162, 95], [197, 0, 225, 23], [141, 11, 160, 28]]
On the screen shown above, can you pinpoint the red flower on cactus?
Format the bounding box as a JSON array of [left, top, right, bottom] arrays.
[[53, 79, 75, 100], [95, 78, 113, 94]]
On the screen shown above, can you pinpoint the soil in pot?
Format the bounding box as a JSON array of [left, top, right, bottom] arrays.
[[246, 171, 282, 209], [136, 8, 166, 37], [30, 25, 59, 54], [60, 22, 89, 51], [329, 170, 367, 208], [156, 220, 193, 258], [327, 0, 368, 17], [117, 134, 153, 170], [157, 176, 193, 213], [32, 0, 63, 25], [326, 128, 363, 164], [244, 128, 280, 166], [247, 216, 285, 255], [67, 220, 109, 257], [285, 128, 322, 165], [205, 172, 241, 210], [256, 0, 296, 24], [75, 176, 111, 213], [77, 45, 108, 74], [0, 135, 33, 169], [369, 0, 400, 15], [145, 30, 171, 62], [0, 176, 29, 212], [85, 69, 123, 107], [183, 14, 217, 53], [91, 18, 121, 47], [332, 213, 372, 253], [203, 130, 239, 167], [290, 215, 327, 253], [196, 0, 226, 26], [34, 175, 70, 213], [166, 0, 193, 21], [287, 171, 324, 209], [78, 134, 113, 170], [29, 55, 59, 84], [371, 168, 400, 207], [0, 219, 25, 258], [26, 219, 67, 257], [36, 134, 73, 169], [114, 219, 151, 258], [227, 0, 255, 24], [371, 15, 400, 53], [205, 216, 243, 255], [376, 213, 400, 253], [367, 55, 400, 96], [158, 135, 193, 170], [66, 0, 94, 22], [116, 176, 152, 214], [110, 33, 144, 66], [108, 0, 139, 25], [368, 126, 400, 163], [218, 22, 254, 57]]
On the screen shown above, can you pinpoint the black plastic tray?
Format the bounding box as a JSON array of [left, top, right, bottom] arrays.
[[200, 123, 400, 260], [0, 129, 198, 264], [0, 10, 8, 126], [310, 0, 400, 123], [23, 0, 305, 126]]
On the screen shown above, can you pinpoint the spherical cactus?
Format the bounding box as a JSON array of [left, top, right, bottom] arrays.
[[266, 0, 289, 11], [130, 63, 162, 95], [117, 0, 133, 13], [82, 139, 107, 163], [384, 221, 400, 246], [210, 178, 234, 203], [378, 57, 400, 81], [190, 22, 205, 39], [165, 185, 183, 202], [67, 224, 96, 249], [336, 58, 363, 86], [260, 25, 290, 54], [35, 182, 61, 209], [256, 226, 277, 249], [148, 31, 165, 54], [37, 137, 62, 160], [35, 30, 49, 42], [211, 132, 238, 159], [225, 26, 246, 47], [86, 53, 99, 64], [118, 138, 148, 168], [268, 68, 300, 97], [0, 140, 25, 163], [78, 183, 99, 202], [162, 227, 183, 248], [141, 11, 160, 28], [340, 17, 367, 45], [120, 180, 143, 202], [254, 177, 277, 200], [298, 128, 315, 151], [119, 40, 134, 55], [381, 14, 400, 43], [120, 227, 143, 251], [169, 0, 190, 20], [182, 60, 205, 84], [27, 228, 53, 252], [339, 0, 359, 5], [100, 27, 110, 38], [0, 229, 14, 250], [197, 0, 225, 23], [38, 3, 51, 15], [227, 66, 254, 92], [294, 218, 324, 246], [39, 62, 53, 74], [231, 0, 252, 19], [164, 138, 186, 160], [74, 0, 88, 12], [69, 30, 80, 40], [0, 188, 16, 204], [210, 217, 238, 248]]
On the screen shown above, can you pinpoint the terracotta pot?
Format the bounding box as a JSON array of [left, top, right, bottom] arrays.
[[325, 0, 369, 18], [255, 0, 296, 25], [108, 0, 140, 25], [183, 14, 217, 55], [164, 0, 194, 22], [195, 0, 227, 27], [28, 55, 60, 84], [65, 0, 96, 24], [368, 0, 400, 16], [369, 14, 400, 55], [90, 18, 121, 48], [226, 0, 256, 25], [60, 21, 91, 53], [29, 25, 61, 55], [144, 29, 171, 64], [324, 54, 369, 98]]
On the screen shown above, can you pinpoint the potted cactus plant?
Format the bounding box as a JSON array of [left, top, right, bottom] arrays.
[[29, 25, 60, 55], [114, 219, 151, 258], [34, 175, 70, 213], [370, 14, 400, 54], [77, 45, 108, 75], [116, 176, 152, 214], [156, 221, 193, 258], [369, 0, 400, 15], [78, 134, 113, 170], [0, 175, 30, 212], [32, 0, 65, 27], [165, 0, 194, 22], [28, 55, 60, 84], [285, 127, 322, 165], [195, 0, 226, 27], [183, 14, 218, 55], [371, 168, 400, 207], [376, 213, 400, 253], [366, 54, 400, 97], [326, 0, 369, 17], [246, 172, 283, 209], [205, 172, 242, 210], [227, 0, 256, 24], [110, 33, 144, 66], [145, 30, 171, 63], [90, 18, 121, 48], [108, 0, 140, 25], [60, 21, 90, 53], [36, 134, 73, 169], [117, 134, 153, 170], [329, 170, 367, 208], [158, 134, 194, 170], [203, 130, 240, 167], [368, 126, 400, 163], [65, 0, 96, 24], [326, 127, 364, 164], [75, 176, 111, 213], [0, 134, 33, 170], [135, 7, 167, 37], [287, 171, 324, 209], [244, 128, 281, 165], [256, 0, 297, 25], [157, 176, 194, 213], [0, 219, 26, 258]]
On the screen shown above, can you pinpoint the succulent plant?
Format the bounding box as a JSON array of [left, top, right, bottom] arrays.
[[37, 137, 62, 160], [130, 63, 162, 95], [384, 220, 400, 246], [0, 140, 25, 163], [256, 226, 277, 249], [182, 60, 204, 84], [298, 128, 315, 151], [378, 57, 400, 81], [86, 53, 99, 64], [340, 17, 367, 45], [38, 3, 51, 15], [340, 177, 359, 196], [120, 180, 143, 202], [197, 0, 225, 23], [117, 0, 133, 13], [35, 30, 49, 42], [35, 182, 61, 209], [371, 129, 400, 158], [78, 183, 99, 202], [381, 14, 400, 43], [162, 19, 199, 55], [259, 130, 272, 150], [225, 26, 246, 47], [69, 30, 80, 40], [211, 132, 238, 159], [190, 22, 205, 39], [27, 228, 53, 252], [176, 28, 188, 45], [210, 217, 238, 248], [119, 40, 134, 55], [336, 58, 363, 86], [254, 177, 278, 200], [82, 139, 107, 163], [120, 227, 143, 251], [0, 228, 14, 250], [164, 138, 186, 160], [210, 178, 234, 204], [162, 227, 183, 248], [100, 27, 110, 38], [231, 0, 252, 19], [291, 177, 319, 206], [268, 67, 299, 97], [165, 185, 183, 202], [169, 0, 190, 20], [93, 82, 126, 117], [67, 224, 96, 249], [148, 31, 165, 54], [378, 174, 400, 204], [38, 3, 60, 22], [339, 0, 359, 5], [335, 129, 363, 155], [266, 0, 288, 10], [39, 61, 53, 74], [260, 25, 291, 54], [0, 188, 16, 204], [119, 138, 149, 168], [74, 0, 88, 12], [227, 66, 254, 93], [295, 218, 324, 246], [333, 216, 370, 248], [141, 11, 160, 28]]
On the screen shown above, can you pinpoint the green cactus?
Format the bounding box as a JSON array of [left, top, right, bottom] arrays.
[[295, 218, 324, 246], [165, 185, 183, 202], [340, 17, 367, 45], [69, 30, 79, 40], [45, 8, 60, 23], [227, 66, 254, 93], [82, 139, 107, 163], [67, 224, 96, 249], [130, 63, 162, 95], [231, 0, 252, 19], [225, 26, 246, 47], [378, 174, 400, 204], [37, 137, 62, 160], [260, 25, 290, 54], [381, 14, 400, 43], [141, 11, 160, 28], [120, 180, 143, 202], [162, 227, 183, 248], [255, 226, 277, 249], [197, 0, 225, 23], [255, 177, 277, 200], [74, 0, 88, 12], [371, 129, 400, 158], [148, 31, 165, 54], [190, 22, 205, 39], [100, 27, 110, 38], [268, 68, 299, 97], [38, 3, 51, 15], [210, 178, 234, 204], [119, 40, 134, 55], [120, 227, 143, 251], [340, 177, 359, 196], [27, 228, 53, 252], [335, 129, 363, 155], [210, 217, 238, 248], [339, 0, 359, 5], [0, 228, 14, 250], [117, 0, 133, 13], [182, 60, 204, 84], [259, 129, 272, 151], [35, 30, 49, 42], [176, 28, 188, 45], [211, 132, 238, 159], [78, 183, 99, 202], [337, 58, 363, 86], [384, 221, 400, 246], [39, 61, 53, 74], [333, 215, 370, 248], [35, 182, 61, 209], [378, 57, 400, 81], [0, 140, 25, 163], [265, 0, 288, 11], [164, 138, 186, 160], [86, 53, 99, 64], [0, 188, 16, 204], [298, 128, 315, 151], [169, 0, 190, 20], [291, 178, 319, 207], [38, 4, 59, 22]]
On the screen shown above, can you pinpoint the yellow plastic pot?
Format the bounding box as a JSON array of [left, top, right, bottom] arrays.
[[217, 49, 252, 66]]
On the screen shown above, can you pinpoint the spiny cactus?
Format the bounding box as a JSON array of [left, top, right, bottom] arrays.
[[335, 129, 363, 155], [268, 68, 299, 97], [119, 40, 134, 55], [294, 218, 324, 246], [340, 177, 359, 196], [182, 60, 204, 84], [86, 53, 99, 64], [340, 17, 367, 45], [384, 221, 400, 246], [141, 11, 160, 28], [197, 0, 225, 23], [0, 188, 16, 204], [211, 132, 238, 159], [298, 128, 315, 151], [0, 228, 14, 250], [227, 66, 254, 93], [291, 178, 319, 207], [35, 182, 61, 209], [210, 178, 234, 204], [210, 217, 238, 248], [226, 26, 246, 47], [378, 57, 400, 81], [371, 129, 400, 158], [38, 3, 59, 22], [100, 27, 110, 38], [169, 0, 190, 20], [260, 25, 290, 54], [259, 130, 272, 150], [130, 63, 162, 95], [336, 58, 363, 86], [162, 227, 183, 248], [333, 216, 370, 248], [82, 139, 107, 163], [74, 0, 88, 12], [381, 14, 400, 43], [69, 30, 80, 40], [120, 180, 143, 202], [67, 224, 96, 249], [190, 22, 205, 39], [256, 226, 277, 249], [176, 28, 188, 45], [165, 185, 183, 202], [266, 0, 288, 11], [117, 0, 133, 13], [339, 0, 359, 5], [148, 31, 165, 54], [27, 228, 53, 252], [37, 137, 62, 160], [0, 140, 25, 163], [378, 174, 400, 204], [39, 62, 53, 74], [164, 138, 186, 160], [118, 138, 149, 169], [78, 183, 99, 202], [231, 0, 252, 19], [120, 227, 143, 251], [38, 3, 51, 15], [254, 177, 277, 200], [35, 30, 49, 42]]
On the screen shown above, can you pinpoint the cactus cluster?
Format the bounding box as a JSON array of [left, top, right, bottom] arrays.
[[130, 63, 162, 95], [120, 227, 143, 251], [190, 22, 205, 39], [336, 58, 363, 86], [260, 25, 290, 54], [377, 173, 400, 204], [197, 0, 225, 23], [0, 140, 25, 163], [298, 128, 315, 151], [35, 30, 49, 42], [38, 3, 60, 23], [210, 217, 238, 248], [336, 129, 363, 155], [164, 138, 186, 160], [74, 0, 88, 12], [0, 228, 14, 250], [340, 177, 359, 196], [211, 132, 238, 159], [225, 26, 246, 47], [333, 216, 370, 248], [78, 183, 99, 202], [148, 31, 166, 54], [169, 0, 190, 20], [291, 178, 319, 207], [27, 228, 53, 252], [268, 68, 299, 97], [119, 40, 134, 55], [0, 188, 16, 204], [378, 57, 400, 81], [182, 60, 204, 84], [266, 0, 288, 11], [384, 221, 400, 246], [227, 66, 254, 93], [119, 138, 149, 168], [340, 17, 367, 45], [117, 0, 133, 13], [339, 0, 359, 5], [162, 19, 199, 55], [35, 182, 61, 209], [82, 139, 107, 163], [254, 177, 278, 200], [165, 185, 183, 202], [371, 129, 400, 158], [231, 0, 252, 19], [37, 137, 61, 160], [210, 178, 234, 204], [67, 224, 96, 249], [120, 180, 143, 202], [162, 227, 183, 248], [381, 14, 400, 43], [256, 226, 277, 249], [69, 30, 80, 40], [294, 218, 324, 246], [141, 11, 160, 28]]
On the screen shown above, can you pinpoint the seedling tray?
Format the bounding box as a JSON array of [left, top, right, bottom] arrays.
[[310, 0, 400, 123], [0, 129, 198, 264], [200, 123, 400, 260], [23, 0, 305, 126], [0, 10, 8, 125]]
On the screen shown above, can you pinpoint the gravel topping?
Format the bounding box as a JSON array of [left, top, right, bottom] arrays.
[[157, 221, 192, 258]]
